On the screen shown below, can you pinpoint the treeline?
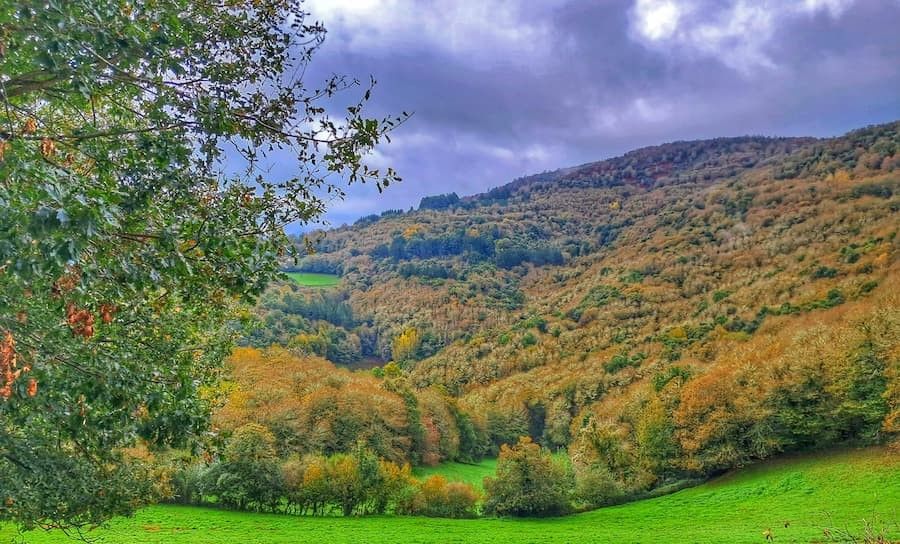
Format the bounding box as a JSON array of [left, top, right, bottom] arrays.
[[283, 256, 344, 275], [353, 208, 406, 227], [495, 245, 564, 269], [369, 229, 498, 262], [239, 301, 898, 513], [244, 285, 457, 365], [773, 122, 899, 180], [419, 192, 460, 210], [557, 136, 814, 190], [220, 303, 897, 518], [163, 430, 605, 519], [399, 261, 457, 280], [369, 230, 563, 271], [246, 281, 485, 366], [166, 426, 481, 518], [260, 286, 355, 328]]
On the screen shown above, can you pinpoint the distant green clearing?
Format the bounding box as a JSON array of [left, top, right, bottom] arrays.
[[411, 455, 568, 491], [284, 272, 340, 288], [3, 447, 896, 543], [412, 458, 498, 490]]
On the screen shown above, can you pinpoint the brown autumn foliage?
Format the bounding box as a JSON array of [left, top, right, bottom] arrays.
[[217, 347, 487, 464], [230, 121, 898, 498]]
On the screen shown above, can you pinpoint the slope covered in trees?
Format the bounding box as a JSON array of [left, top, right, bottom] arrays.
[[240, 121, 899, 506]]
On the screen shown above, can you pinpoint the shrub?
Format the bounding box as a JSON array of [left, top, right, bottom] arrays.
[[403, 475, 480, 518], [483, 437, 573, 517], [812, 266, 838, 279], [573, 465, 624, 508], [712, 289, 731, 302], [521, 332, 538, 347]]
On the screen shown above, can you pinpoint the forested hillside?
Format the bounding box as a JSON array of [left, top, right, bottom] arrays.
[[228, 121, 899, 506]]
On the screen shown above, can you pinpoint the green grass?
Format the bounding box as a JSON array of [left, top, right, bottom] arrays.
[[3, 447, 897, 543], [284, 272, 340, 288], [412, 458, 498, 490]]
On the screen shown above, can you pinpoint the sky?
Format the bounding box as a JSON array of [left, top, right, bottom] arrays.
[[287, 0, 900, 228]]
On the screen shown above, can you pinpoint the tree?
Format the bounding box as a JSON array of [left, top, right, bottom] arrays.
[[372, 459, 416, 514], [0, 0, 402, 531], [392, 327, 420, 363], [327, 454, 364, 516], [203, 424, 283, 512], [483, 437, 573, 517]]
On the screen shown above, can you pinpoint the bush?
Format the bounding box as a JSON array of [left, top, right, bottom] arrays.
[[712, 289, 731, 302], [520, 332, 538, 347], [483, 437, 573, 517], [402, 475, 480, 518], [812, 266, 838, 279], [573, 465, 624, 508]]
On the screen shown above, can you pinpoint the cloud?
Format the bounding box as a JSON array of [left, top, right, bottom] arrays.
[[589, 96, 673, 132], [633, 0, 683, 40], [628, 0, 861, 73], [800, 0, 855, 17], [305, 0, 558, 64]]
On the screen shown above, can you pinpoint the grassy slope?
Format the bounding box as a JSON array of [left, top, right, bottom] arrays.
[[412, 458, 498, 489], [284, 272, 340, 288], [4, 447, 897, 543]]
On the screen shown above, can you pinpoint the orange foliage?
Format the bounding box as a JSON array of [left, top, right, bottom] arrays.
[[218, 347, 412, 462], [0, 331, 25, 400], [65, 303, 95, 339]]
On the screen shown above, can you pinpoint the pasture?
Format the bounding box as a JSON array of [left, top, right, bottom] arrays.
[[412, 458, 498, 490], [284, 272, 341, 288]]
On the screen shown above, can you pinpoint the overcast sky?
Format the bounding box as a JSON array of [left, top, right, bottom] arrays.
[[287, 0, 900, 228]]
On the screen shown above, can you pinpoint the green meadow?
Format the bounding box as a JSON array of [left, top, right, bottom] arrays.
[[412, 458, 498, 490], [3, 447, 896, 543], [411, 452, 569, 490], [284, 272, 341, 288]]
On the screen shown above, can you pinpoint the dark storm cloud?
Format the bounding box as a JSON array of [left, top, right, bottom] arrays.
[[285, 0, 900, 227]]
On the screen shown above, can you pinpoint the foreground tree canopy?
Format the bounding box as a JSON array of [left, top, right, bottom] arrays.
[[0, 0, 402, 530]]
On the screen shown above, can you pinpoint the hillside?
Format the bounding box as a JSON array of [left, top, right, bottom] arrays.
[[4, 447, 896, 543], [232, 121, 899, 499], [267, 123, 897, 370]]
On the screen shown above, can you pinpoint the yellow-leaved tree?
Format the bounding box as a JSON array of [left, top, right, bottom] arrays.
[[393, 328, 420, 362]]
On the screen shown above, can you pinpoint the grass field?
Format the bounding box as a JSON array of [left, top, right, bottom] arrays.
[[2, 447, 897, 543], [412, 458, 498, 490], [284, 272, 341, 288]]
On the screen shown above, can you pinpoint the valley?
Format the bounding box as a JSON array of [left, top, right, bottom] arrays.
[[3, 2, 897, 542]]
